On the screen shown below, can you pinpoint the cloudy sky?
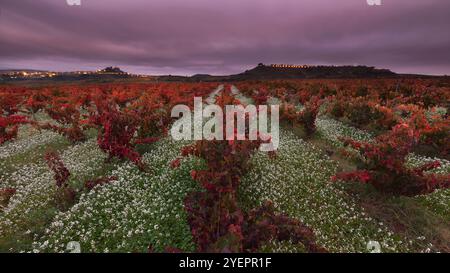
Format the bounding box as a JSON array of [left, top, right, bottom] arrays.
[[0, 0, 449, 75]]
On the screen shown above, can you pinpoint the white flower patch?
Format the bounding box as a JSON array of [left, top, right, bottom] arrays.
[[425, 107, 447, 120], [0, 111, 64, 159], [414, 189, 450, 219], [316, 117, 373, 147], [406, 154, 450, 175], [239, 128, 412, 253], [0, 130, 63, 160], [407, 154, 450, 217], [0, 139, 107, 248], [32, 138, 202, 253]]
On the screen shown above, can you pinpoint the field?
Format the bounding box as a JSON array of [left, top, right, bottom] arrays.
[[0, 79, 449, 253]]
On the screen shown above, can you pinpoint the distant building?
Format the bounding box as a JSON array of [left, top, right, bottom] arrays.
[[98, 66, 126, 74], [270, 64, 312, 69]]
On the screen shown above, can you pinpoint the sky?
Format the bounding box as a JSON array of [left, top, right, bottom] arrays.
[[0, 0, 449, 76]]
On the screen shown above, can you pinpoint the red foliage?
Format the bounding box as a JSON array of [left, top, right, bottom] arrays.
[[38, 101, 87, 143], [170, 158, 181, 169], [133, 137, 159, 145], [281, 96, 322, 137], [407, 109, 450, 158], [237, 79, 449, 149], [297, 96, 322, 136], [0, 91, 22, 116], [89, 100, 146, 169], [44, 151, 71, 187], [326, 97, 398, 133], [332, 170, 372, 184], [252, 88, 269, 105], [177, 89, 325, 252], [24, 93, 47, 114], [0, 188, 16, 208], [44, 151, 78, 210], [243, 201, 327, 253], [0, 115, 28, 144], [84, 176, 117, 191], [84, 82, 215, 168], [333, 123, 450, 196]]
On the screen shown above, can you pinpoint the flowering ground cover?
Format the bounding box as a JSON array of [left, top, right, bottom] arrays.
[[0, 79, 448, 252]]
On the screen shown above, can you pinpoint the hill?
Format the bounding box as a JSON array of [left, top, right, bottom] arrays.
[[1, 64, 442, 84], [158, 64, 400, 82]]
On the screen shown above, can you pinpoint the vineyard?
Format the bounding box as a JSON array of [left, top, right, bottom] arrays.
[[0, 79, 449, 253]]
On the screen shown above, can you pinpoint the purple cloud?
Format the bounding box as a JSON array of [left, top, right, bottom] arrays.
[[0, 0, 449, 75]]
